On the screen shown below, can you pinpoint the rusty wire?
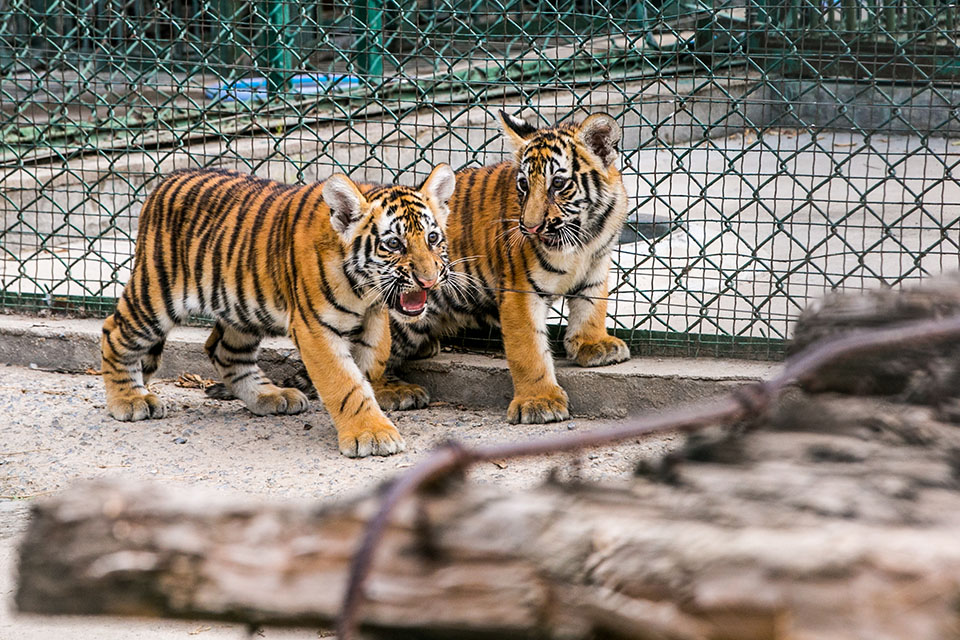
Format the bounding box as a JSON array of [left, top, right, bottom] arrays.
[[336, 313, 960, 639]]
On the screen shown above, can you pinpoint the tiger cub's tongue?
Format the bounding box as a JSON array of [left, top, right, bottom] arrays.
[[400, 289, 427, 313]]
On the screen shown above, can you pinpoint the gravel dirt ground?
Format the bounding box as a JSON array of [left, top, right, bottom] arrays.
[[0, 363, 680, 640]]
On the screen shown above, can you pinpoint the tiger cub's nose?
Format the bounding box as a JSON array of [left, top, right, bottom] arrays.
[[520, 222, 543, 235], [414, 275, 437, 290]]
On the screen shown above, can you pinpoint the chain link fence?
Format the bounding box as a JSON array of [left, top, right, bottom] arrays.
[[1, 0, 958, 359]]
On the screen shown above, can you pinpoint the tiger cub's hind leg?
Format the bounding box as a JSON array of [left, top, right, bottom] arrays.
[[205, 321, 308, 416], [101, 311, 168, 421]]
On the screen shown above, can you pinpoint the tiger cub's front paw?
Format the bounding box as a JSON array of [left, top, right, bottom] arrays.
[[569, 335, 630, 367], [338, 416, 406, 458], [507, 387, 569, 424], [107, 391, 167, 422], [248, 386, 309, 416], [374, 377, 430, 411]]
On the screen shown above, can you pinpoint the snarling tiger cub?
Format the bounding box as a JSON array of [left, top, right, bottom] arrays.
[[287, 111, 630, 423], [101, 165, 455, 457]]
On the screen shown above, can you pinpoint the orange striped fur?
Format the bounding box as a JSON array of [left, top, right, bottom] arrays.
[[101, 165, 455, 457], [380, 112, 630, 423]]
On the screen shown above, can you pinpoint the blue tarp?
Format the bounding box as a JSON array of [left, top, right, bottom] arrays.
[[204, 74, 361, 102]]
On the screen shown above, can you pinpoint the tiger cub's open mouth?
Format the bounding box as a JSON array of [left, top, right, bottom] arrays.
[[396, 289, 427, 317]]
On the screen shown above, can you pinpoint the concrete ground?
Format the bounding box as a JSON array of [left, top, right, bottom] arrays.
[[0, 363, 681, 640]]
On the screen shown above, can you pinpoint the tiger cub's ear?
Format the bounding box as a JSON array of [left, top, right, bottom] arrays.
[[323, 174, 367, 241], [499, 109, 538, 149], [420, 163, 456, 228], [577, 113, 621, 167]]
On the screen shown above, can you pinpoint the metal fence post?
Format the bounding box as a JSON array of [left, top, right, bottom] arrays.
[[357, 0, 385, 78], [843, 0, 858, 31], [265, 0, 292, 99]]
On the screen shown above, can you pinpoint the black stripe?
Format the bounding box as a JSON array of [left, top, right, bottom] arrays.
[[351, 397, 368, 417], [141, 174, 184, 325], [126, 278, 166, 339], [214, 185, 260, 315], [228, 183, 272, 328], [339, 386, 358, 413], [523, 265, 550, 297], [568, 279, 605, 298], [586, 198, 617, 239], [175, 173, 218, 314], [316, 257, 360, 316], [301, 304, 350, 338], [532, 244, 566, 274], [489, 164, 513, 282], [251, 187, 296, 327], [117, 295, 163, 343], [459, 168, 481, 263], [185, 174, 236, 313], [219, 338, 257, 354], [195, 176, 245, 313], [229, 370, 258, 386], [390, 322, 419, 356], [152, 173, 199, 323], [281, 183, 322, 301]]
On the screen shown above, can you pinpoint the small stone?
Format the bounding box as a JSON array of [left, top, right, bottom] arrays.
[[303, 423, 313, 431], [173, 437, 187, 444], [588, 453, 600, 460], [567, 422, 577, 430]]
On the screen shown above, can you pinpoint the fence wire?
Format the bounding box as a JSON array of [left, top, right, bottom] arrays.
[[1, 0, 959, 359]]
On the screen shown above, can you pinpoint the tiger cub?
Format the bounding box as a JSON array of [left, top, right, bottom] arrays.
[[101, 165, 455, 457], [384, 111, 630, 424]]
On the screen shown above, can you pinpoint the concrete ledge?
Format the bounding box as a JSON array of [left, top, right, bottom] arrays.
[[0, 314, 777, 418]]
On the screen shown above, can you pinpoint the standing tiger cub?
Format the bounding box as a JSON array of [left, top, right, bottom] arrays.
[[101, 165, 455, 457], [383, 111, 630, 424]]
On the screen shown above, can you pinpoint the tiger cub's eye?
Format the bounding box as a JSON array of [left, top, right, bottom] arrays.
[[551, 175, 568, 191], [427, 231, 440, 245], [383, 237, 403, 251], [517, 176, 529, 192]]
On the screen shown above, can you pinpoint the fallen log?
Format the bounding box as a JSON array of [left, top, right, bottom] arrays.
[[790, 272, 960, 400], [16, 389, 960, 639]]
